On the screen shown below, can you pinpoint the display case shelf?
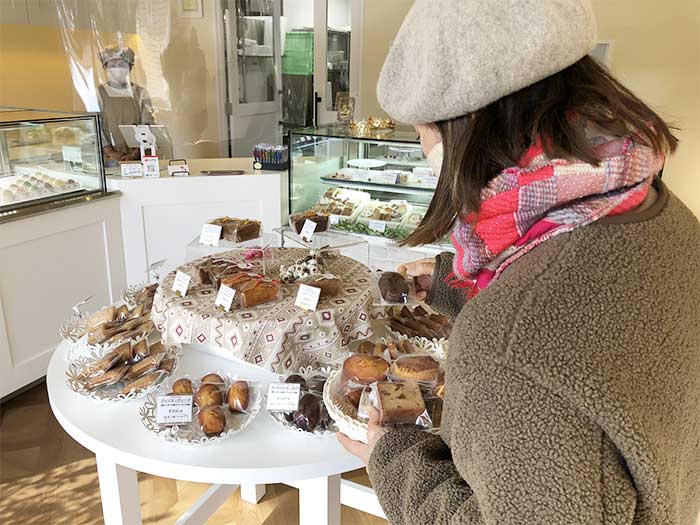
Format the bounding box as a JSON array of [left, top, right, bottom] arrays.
[[320, 176, 435, 196]]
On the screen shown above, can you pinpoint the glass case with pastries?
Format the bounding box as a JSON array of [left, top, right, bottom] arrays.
[[289, 124, 440, 245], [0, 108, 106, 212]]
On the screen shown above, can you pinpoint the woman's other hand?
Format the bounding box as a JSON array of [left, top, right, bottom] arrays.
[[398, 257, 436, 301], [337, 406, 387, 466]]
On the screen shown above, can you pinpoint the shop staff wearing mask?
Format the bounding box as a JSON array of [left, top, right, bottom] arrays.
[[97, 46, 155, 162]]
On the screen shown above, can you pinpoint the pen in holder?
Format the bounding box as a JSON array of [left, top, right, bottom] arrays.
[[253, 144, 289, 171]]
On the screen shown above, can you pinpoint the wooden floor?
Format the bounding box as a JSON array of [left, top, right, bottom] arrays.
[[0, 383, 387, 525]]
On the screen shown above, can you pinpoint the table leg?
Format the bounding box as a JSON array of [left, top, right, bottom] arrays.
[[95, 454, 142, 525], [176, 484, 239, 525], [298, 475, 341, 525], [240, 483, 266, 504]]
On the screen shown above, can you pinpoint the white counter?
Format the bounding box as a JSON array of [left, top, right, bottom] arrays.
[[107, 158, 289, 285]]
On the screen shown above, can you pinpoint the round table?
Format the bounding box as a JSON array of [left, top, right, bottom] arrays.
[[47, 341, 384, 525]]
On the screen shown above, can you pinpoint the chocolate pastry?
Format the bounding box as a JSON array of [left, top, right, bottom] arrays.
[[201, 373, 225, 384], [285, 374, 306, 388], [227, 381, 250, 412], [413, 274, 432, 295], [379, 272, 409, 303], [159, 358, 176, 374], [195, 384, 223, 407], [424, 396, 443, 428], [121, 371, 163, 395], [198, 406, 226, 437], [222, 218, 261, 243], [412, 305, 429, 317], [387, 306, 454, 340], [291, 393, 321, 432], [289, 211, 330, 235], [356, 341, 375, 355], [302, 275, 342, 299], [198, 263, 212, 285], [307, 375, 327, 393], [172, 378, 193, 395]]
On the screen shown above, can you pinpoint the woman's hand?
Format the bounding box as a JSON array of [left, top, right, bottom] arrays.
[[337, 406, 388, 466], [398, 257, 436, 301]]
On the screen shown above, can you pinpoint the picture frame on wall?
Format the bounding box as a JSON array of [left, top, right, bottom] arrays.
[[178, 0, 203, 18]]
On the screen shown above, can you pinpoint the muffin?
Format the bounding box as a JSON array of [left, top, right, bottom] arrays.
[[339, 354, 389, 408]]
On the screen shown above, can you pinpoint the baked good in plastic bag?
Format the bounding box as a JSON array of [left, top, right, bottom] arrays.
[[374, 381, 430, 427], [227, 381, 249, 412], [389, 354, 440, 385], [289, 211, 330, 235], [238, 278, 281, 308], [300, 274, 342, 299], [198, 406, 227, 437], [121, 370, 165, 396], [339, 354, 389, 408], [208, 217, 262, 243]]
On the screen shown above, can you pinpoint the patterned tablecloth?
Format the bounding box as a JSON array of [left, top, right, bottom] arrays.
[[151, 248, 373, 374]]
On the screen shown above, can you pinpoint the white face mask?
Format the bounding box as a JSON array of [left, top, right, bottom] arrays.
[[426, 141, 443, 177], [106, 67, 130, 85]]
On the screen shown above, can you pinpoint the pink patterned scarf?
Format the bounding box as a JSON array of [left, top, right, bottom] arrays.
[[448, 135, 665, 297]]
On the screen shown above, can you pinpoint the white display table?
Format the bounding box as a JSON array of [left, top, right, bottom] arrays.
[[47, 341, 385, 525]]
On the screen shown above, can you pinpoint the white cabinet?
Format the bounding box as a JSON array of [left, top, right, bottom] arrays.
[[0, 195, 127, 398]]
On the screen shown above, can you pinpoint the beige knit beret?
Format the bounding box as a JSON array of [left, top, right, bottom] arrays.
[[377, 0, 598, 124]]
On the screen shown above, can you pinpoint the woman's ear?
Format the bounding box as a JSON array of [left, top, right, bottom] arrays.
[[414, 123, 442, 157]]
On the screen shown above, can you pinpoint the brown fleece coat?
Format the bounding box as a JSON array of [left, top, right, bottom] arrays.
[[368, 181, 700, 524]]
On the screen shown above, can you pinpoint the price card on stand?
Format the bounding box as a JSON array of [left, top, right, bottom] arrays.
[[215, 285, 236, 312], [295, 284, 321, 311], [329, 214, 340, 226], [370, 171, 399, 185], [142, 156, 160, 178], [156, 395, 193, 425], [199, 223, 222, 247], [61, 145, 82, 164], [299, 219, 317, 242], [120, 162, 143, 177], [266, 383, 301, 412], [368, 220, 387, 233], [172, 271, 191, 297]]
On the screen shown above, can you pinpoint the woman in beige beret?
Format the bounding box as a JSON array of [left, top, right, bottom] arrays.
[[338, 1, 700, 523]]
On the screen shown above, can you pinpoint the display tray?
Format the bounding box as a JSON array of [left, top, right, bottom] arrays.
[[151, 247, 374, 374], [320, 175, 435, 194], [140, 373, 263, 445]]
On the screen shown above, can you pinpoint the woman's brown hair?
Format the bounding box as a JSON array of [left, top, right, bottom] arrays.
[[403, 56, 678, 247]]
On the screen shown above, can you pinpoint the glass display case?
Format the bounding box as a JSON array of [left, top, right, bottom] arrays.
[[289, 124, 439, 245], [0, 109, 106, 213]]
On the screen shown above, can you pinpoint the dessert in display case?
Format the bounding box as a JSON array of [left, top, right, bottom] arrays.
[[289, 124, 439, 247], [0, 109, 105, 211]]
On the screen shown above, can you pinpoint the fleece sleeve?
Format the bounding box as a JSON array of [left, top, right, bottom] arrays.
[[424, 252, 466, 319], [367, 352, 635, 524]]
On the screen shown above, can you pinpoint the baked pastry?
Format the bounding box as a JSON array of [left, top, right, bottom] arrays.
[[356, 341, 375, 355], [339, 355, 389, 408], [289, 211, 330, 235], [150, 341, 165, 355], [290, 393, 321, 432], [115, 304, 129, 319], [227, 381, 249, 412], [424, 396, 443, 428], [85, 364, 130, 390], [172, 378, 193, 395], [121, 370, 163, 395], [221, 271, 259, 290], [301, 275, 342, 299], [414, 274, 432, 295], [198, 406, 226, 437], [238, 278, 280, 308], [201, 373, 224, 384], [433, 371, 445, 399], [388, 306, 453, 340], [195, 384, 223, 407], [123, 355, 162, 381], [159, 358, 176, 374], [223, 218, 261, 243], [285, 374, 306, 387], [87, 306, 116, 331], [375, 381, 426, 425], [132, 339, 150, 360], [390, 355, 440, 383], [379, 272, 409, 303]]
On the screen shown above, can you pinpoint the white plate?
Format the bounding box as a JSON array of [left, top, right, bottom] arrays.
[[347, 158, 387, 169]]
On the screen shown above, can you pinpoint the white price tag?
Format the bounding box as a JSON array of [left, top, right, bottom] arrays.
[[199, 223, 222, 247], [215, 284, 236, 312], [120, 162, 143, 177], [172, 271, 191, 297], [155, 395, 193, 425], [351, 170, 371, 182], [370, 171, 399, 185], [168, 163, 190, 177], [413, 173, 438, 188], [299, 219, 317, 242], [329, 214, 340, 226], [368, 220, 387, 233], [142, 156, 160, 178], [295, 283, 321, 311], [266, 383, 301, 412], [62, 145, 82, 163]]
